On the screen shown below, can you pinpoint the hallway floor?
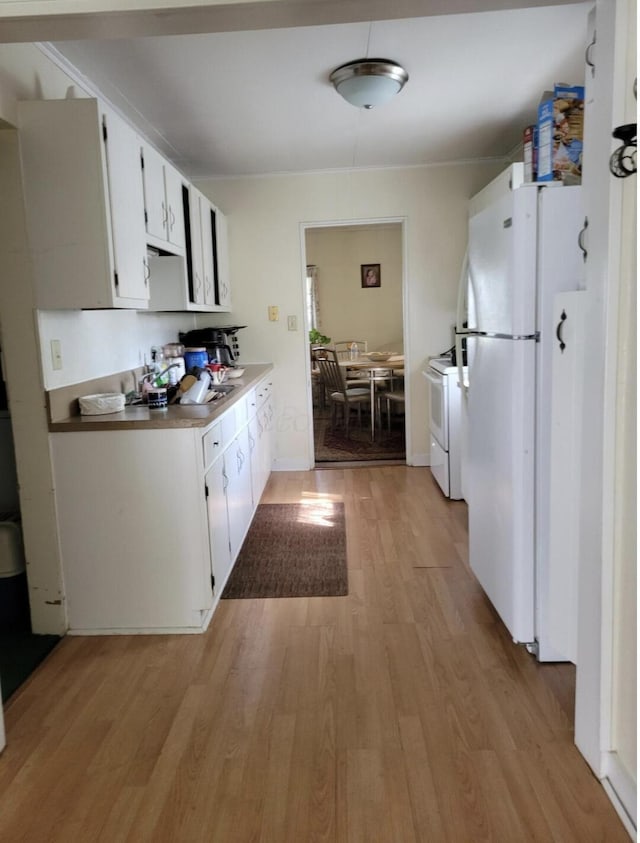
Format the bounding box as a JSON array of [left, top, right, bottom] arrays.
[[0, 466, 629, 841]]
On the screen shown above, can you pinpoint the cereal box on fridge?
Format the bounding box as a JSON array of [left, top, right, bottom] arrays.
[[536, 84, 584, 184]]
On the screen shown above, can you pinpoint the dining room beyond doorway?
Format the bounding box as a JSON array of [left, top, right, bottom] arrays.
[[304, 222, 405, 464]]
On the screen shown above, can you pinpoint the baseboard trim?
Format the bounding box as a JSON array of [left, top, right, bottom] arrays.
[[602, 751, 636, 840]]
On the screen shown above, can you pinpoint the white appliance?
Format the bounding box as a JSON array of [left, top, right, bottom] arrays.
[[456, 163, 585, 662], [423, 357, 466, 500]]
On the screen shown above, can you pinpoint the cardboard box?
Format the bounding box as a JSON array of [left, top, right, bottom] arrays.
[[523, 124, 537, 182], [537, 84, 584, 184]]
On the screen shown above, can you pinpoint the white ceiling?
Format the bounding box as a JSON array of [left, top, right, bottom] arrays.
[[45, 2, 590, 179]]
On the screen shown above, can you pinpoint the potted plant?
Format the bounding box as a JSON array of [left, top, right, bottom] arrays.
[[309, 328, 331, 345]]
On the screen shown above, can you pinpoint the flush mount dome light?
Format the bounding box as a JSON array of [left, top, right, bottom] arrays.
[[330, 58, 409, 109]]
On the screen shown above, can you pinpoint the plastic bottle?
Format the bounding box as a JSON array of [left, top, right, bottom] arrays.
[[350, 342, 358, 361]]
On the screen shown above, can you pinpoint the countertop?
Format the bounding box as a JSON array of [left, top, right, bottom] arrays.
[[49, 363, 273, 433]]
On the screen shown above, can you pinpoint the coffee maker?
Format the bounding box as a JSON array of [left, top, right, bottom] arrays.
[[179, 326, 246, 367]]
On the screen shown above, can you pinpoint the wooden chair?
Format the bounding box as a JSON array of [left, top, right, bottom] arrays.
[[314, 347, 370, 437]]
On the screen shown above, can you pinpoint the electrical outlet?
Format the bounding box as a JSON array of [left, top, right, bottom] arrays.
[[287, 315, 297, 331], [268, 306, 279, 321], [50, 339, 63, 371]]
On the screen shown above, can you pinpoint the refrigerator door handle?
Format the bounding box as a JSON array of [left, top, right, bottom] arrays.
[[456, 330, 539, 341], [455, 247, 470, 333]]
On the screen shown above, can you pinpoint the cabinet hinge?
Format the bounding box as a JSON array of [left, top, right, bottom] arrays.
[[211, 574, 215, 590], [114, 271, 119, 288], [144, 210, 148, 224], [102, 120, 108, 142], [205, 483, 209, 498], [140, 152, 145, 170]]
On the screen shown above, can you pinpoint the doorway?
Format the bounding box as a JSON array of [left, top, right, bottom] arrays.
[[304, 221, 406, 464]]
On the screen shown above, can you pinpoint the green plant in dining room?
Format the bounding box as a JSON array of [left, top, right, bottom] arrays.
[[309, 328, 331, 345]]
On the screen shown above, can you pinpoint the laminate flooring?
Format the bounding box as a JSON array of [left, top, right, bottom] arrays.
[[0, 467, 629, 842]]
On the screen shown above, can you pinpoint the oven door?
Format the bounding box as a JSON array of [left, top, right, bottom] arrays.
[[423, 367, 448, 450]]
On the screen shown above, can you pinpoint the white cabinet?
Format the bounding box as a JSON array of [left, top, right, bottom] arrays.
[[141, 142, 186, 252], [209, 202, 232, 310], [249, 376, 274, 505], [205, 454, 232, 593], [51, 428, 214, 633], [51, 373, 272, 633], [225, 426, 254, 560], [545, 290, 587, 662], [18, 98, 149, 309], [148, 189, 232, 313]]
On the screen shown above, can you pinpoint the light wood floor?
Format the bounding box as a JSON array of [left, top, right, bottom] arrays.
[[0, 466, 629, 842]]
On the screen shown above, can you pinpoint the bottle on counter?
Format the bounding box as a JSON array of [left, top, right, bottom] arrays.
[[349, 342, 358, 360]]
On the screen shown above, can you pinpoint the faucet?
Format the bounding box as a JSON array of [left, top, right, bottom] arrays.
[[140, 363, 182, 388]]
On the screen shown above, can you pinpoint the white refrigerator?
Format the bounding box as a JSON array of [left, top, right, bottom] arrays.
[[456, 164, 585, 662]]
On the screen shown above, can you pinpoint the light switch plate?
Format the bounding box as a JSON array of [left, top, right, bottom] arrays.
[[51, 339, 63, 370], [287, 315, 297, 331], [268, 306, 279, 321]]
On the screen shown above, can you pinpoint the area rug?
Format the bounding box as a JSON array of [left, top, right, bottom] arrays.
[[314, 411, 405, 462], [221, 502, 348, 599]]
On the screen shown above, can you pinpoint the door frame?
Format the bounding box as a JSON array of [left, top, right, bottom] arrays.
[[299, 216, 409, 468]]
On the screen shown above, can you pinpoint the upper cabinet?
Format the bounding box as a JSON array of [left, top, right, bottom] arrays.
[[18, 98, 150, 309], [141, 142, 186, 253], [149, 185, 232, 312], [18, 97, 230, 312]]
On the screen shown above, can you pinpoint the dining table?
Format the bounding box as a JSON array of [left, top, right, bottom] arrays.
[[338, 355, 405, 441]]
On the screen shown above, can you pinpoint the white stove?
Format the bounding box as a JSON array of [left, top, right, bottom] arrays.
[[422, 356, 467, 499]]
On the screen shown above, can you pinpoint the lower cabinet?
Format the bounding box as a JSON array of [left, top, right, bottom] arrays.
[[51, 428, 215, 633], [204, 375, 274, 599], [51, 370, 274, 634]]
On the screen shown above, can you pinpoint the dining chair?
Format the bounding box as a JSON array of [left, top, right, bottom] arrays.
[[333, 340, 370, 387], [333, 340, 368, 359], [380, 388, 406, 434], [310, 345, 326, 409], [314, 347, 370, 437]]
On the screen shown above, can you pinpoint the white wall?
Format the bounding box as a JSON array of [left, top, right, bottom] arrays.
[[305, 224, 403, 353], [197, 162, 501, 468], [37, 310, 195, 390]]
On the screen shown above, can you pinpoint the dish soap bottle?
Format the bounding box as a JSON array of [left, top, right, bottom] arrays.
[[349, 342, 358, 361]]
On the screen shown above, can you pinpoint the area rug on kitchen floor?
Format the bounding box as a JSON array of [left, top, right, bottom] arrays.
[[221, 502, 348, 599]]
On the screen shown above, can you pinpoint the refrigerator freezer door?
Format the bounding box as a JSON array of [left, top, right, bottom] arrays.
[[468, 185, 538, 336], [466, 334, 536, 643]]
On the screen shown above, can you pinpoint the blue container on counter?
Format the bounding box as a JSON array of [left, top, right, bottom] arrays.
[[183, 347, 208, 372]]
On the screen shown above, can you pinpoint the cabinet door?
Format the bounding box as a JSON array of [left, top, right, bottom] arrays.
[[187, 187, 205, 304], [164, 162, 186, 250], [101, 106, 149, 304], [141, 142, 168, 242], [18, 98, 148, 309], [226, 427, 253, 561], [205, 456, 232, 595], [201, 198, 216, 306], [545, 290, 587, 662], [215, 209, 232, 310]]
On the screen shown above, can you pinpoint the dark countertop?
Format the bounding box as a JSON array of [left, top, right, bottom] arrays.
[[49, 363, 273, 432]]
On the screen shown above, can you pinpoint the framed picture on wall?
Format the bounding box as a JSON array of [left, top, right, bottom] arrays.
[[361, 264, 381, 288]]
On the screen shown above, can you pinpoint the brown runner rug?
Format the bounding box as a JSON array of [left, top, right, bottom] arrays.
[[221, 502, 348, 599]]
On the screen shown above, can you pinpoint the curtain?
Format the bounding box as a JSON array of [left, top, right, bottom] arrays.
[[306, 265, 320, 331]]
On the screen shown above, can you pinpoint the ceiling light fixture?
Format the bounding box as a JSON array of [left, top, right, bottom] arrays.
[[330, 58, 409, 109]]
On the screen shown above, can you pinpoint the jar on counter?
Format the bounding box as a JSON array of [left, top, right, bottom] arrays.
[[184, 347, 208, 373]]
